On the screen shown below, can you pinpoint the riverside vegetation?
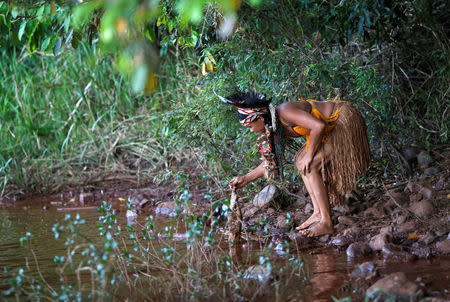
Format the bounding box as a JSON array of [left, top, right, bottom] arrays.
[[0, 0, 449, 300]]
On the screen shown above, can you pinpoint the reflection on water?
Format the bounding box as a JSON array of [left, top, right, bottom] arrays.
[[310, 253, 342, 301], [0, 202, 449, 300], [0, 206, 104, 288]]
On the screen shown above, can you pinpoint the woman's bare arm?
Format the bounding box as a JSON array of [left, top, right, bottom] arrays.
[[229, 161, 265, 189], [278, 102, 326, 174]]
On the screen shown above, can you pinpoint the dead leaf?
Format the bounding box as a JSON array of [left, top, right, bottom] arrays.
[[408, 232, 418, 240]]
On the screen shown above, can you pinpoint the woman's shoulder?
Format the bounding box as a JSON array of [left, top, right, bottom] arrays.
[[277, 101, 311, 113]]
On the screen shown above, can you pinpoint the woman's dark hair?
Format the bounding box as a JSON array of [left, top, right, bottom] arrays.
[[225, 92, 271, 109]]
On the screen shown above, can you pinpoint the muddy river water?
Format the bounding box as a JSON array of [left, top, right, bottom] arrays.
[[1, 200, 449, 301]]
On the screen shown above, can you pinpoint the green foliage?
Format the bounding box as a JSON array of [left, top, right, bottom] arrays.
[[0, 44, 168, 194], [0, 1, 80, 56], [0, 0, 448, 195]]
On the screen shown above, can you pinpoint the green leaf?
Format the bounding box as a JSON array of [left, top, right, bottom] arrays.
[[36, 5, 45, 20], [41, 36, 51, 51], [190, 29, 199, 46], [0, 14, 7, 26], [73, 1, 101, 29], [53, 37, 62, 56], [11, 7, 19, 19], [145, 27, 155, 41], [132, 65, 148, 93], [64, 15, 71, 33], [18, 21, 27, 41], [248, 0, 262, 6]]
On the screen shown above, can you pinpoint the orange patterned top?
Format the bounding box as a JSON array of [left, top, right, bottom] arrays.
[[280, 99, 344, 150]]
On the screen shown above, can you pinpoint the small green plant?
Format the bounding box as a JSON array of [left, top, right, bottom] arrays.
[[2, 196, 312, 301]]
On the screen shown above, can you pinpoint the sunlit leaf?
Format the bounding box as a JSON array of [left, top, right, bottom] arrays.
[[53, 37, 62, 56], [51, 2, 57, 14], [247, 0, 262, 6], [201, 62, 207, 75], [133, 65, 148, 92], [145, 27, 155, 42], [144, 72, 158, 93], [205, 57, 213, 72], [18, 21, 27, 41], [73, 0, 101, 29], [115, 17, 127, 36]]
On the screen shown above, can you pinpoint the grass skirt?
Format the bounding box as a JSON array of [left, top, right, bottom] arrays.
[[295, 102, 371, 205]]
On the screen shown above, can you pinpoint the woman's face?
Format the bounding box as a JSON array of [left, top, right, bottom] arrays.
[[247, 116, 265, 134]]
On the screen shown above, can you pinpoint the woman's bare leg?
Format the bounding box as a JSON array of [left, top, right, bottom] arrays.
[[299, 168, 333, 237], [296, 146, 334, 237], [296, 175, 321, 230]]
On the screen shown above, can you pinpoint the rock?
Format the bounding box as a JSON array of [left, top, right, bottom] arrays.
[[338, 216, 355, 226], [343, 226, 361, 237], [243, 206, 259, 218], [275, 214, 293, 229], [405, 181, 421, 193], [294, 197, 307, 207], [435, 239, 450, 254], [403, 148, 420, 161], [288, 232, 314, 246], [347, 242, 372, 257], [126, 214, 137, 225], [381, 243, 415, 260], [253, 185, 278, 208], [417, 151, 433, 169], [394, 213, 408, 224], [139, 198, 150, 207], [351, 261, 378, 279], [243, 265, 272, 283], [409, 193, 423, 203], [435, 230, 447, 237], [424, 167, 440, 175], [435, 175, 448, 190], [304, 203, 313, 214], [380, 226, 393, 234], [334, 222, 346, 233], [319, 234, 330, 242], [267, 208, 276, 215], [411, 246, 432, 258], [331, 236, 350, 247], [363, 207, 385, 218], [409, 200, 435, 218], [367, 272, 423, 300], [79, 192, 94, 203], [395, 221, 417, 234], [293, 210, 304, 221], [418, 233, 436, 245], [155, 202, 179, 217], [333, 204, 350, 214], [369, 232, 392, 251], [387, 190, 409, 206], [419, 187, 433, 199]]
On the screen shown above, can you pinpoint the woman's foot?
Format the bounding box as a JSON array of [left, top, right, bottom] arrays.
[[299, 222, 333, 237], [295, 213, 321, 230]]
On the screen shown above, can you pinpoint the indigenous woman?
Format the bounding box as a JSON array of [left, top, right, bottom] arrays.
[[223, 92, 370, 237]]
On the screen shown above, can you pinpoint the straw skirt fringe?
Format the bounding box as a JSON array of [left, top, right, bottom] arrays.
[[295, 102, 371, 205]]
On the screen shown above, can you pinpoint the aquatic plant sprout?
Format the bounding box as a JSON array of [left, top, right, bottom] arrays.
[[2, 198, 314, 301]]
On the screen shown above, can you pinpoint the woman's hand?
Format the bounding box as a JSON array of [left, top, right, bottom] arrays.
[[229, 175, 249, 190], [297, 153, 314, 175]]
